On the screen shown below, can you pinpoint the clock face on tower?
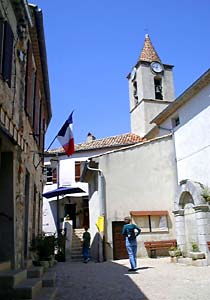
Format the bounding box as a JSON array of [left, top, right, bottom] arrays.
[[150, 61, 163, 73]]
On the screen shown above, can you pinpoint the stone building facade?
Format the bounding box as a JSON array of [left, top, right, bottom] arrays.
[[0, 0, 51, 269]]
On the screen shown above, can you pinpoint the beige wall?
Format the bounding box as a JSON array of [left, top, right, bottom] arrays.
[[91, 135, 177, 259]]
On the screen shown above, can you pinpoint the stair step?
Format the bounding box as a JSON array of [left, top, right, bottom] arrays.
[[14, 277, 42, 299], [71, 249, 82, 255], [71, 255, 83, 260], [25, 259, 33, 269], [42, 271, 56, 287], [34, 287, 57, 300], [39, 261, 49, 272], [0, 261, 11, 272], [0, 269, 27, 289], [27, 267, 44, 278]]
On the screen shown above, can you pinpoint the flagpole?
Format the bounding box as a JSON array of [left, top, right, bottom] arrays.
[[35, 134, 58, 169], [45, 135, 58, 152]]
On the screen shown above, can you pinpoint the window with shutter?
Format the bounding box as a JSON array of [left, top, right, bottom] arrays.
[[33, 76, 41, 143], [30, 70, 36, 125], [2, 22, 13, 87], [44, 166, 57, 184], [25, 41, 33, 116], [0, 21, 4, 74], [75, 161, 81, 182]]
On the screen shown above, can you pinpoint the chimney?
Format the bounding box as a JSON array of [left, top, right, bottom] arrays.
[[86, 132, 96, 143]]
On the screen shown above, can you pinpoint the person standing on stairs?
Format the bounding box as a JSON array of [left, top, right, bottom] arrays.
[[82, 226, 91, 263]]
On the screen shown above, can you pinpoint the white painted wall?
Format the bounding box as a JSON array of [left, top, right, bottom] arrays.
[[43, 147, 117, 235], [161, 84, 210, 186]]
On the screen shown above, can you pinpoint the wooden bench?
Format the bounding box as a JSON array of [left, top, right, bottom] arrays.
[[207, 242, 210, 251], [144, 239, 177, 258]]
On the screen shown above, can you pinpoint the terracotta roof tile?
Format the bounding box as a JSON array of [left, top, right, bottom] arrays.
[[139, 34, 161, 63], [46, 133, 145, 154]]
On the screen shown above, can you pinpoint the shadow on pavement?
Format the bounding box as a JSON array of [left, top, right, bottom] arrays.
[[54, 260, 149, 300]]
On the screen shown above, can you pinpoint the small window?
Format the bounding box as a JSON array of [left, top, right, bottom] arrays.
[[0, 21, 14, 87], [130, 211, 169, 233], [44, 166, 57, 184], [172, 116, 180, 128], [133, 81, 138, 104], [154, 77, 163, 100], [75, 161, 81, 182]]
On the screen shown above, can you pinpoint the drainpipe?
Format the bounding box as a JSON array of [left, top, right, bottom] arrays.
[[86, 160, 105, 216], [22, 0, 33, 27], [86, 160, 105, 261]]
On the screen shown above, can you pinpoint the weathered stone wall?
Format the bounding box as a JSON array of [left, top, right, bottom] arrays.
[[0, 1, 46, 268]]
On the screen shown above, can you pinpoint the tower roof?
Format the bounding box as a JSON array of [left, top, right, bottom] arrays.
[[139, 34, 161, 63]]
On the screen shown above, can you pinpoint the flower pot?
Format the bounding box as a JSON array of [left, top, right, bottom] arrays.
[[169, 250, 176, 257], [189, 251, 205, 260]]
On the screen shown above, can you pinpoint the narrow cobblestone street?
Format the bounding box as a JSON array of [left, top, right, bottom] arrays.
[[54, 257, 210, 300]]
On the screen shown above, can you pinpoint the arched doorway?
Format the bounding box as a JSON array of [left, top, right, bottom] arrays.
[[174, 180, 210, 262]]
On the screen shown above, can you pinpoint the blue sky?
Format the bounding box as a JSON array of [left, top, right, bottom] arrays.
[[33, 0, 210, 149]]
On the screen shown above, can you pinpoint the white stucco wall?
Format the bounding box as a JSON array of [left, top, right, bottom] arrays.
[[92, 135, 177, 259], [160, 83, 210, 186]]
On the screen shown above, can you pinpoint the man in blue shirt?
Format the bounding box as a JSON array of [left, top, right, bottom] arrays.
[[122, 216, 141, 271]]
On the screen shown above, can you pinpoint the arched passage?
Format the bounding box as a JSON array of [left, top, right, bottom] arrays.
[[174, 180, 210, 259]]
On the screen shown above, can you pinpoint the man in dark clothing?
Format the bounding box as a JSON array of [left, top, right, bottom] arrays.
[[122, 216, 141, 271], [82, 226, 91, 263]]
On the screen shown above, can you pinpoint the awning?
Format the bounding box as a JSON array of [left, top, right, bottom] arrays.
[[130, 210, 168, 216], [42, 186, 85, 199]]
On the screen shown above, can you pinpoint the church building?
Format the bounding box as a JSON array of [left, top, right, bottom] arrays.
[[82, 35, 210, 265]]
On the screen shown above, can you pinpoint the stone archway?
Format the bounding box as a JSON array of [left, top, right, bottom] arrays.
[[184, 203, 198, 256], [173, 180, 210, 260]]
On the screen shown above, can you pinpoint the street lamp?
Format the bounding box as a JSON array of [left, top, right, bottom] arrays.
[[50, 154, 60, 234]]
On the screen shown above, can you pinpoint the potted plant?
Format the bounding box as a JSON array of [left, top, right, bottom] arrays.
[[168, 246, 182, 257], [189, 243, 205, 260], [201, 185, 210, 202]]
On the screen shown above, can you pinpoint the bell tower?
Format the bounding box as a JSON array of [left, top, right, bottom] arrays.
[[128, 34, 175, 137]]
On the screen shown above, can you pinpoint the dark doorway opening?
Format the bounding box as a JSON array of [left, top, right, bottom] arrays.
[[65, 204, 76, 229], [0, 151, 14, 263]]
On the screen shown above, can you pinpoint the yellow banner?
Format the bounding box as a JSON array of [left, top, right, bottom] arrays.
[[96, 216, 104, 232]]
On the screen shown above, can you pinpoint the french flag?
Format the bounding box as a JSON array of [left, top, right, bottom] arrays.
[[57, 111, 75, 156]]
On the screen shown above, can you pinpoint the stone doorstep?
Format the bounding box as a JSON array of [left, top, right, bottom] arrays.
[[71, 256, 83, 261], [27, 267, 44, 279], [19, 287, 57, 300], [14, 277, 42, 299], [39, 261, 49, 272], [0, 261, 11, 272], [0, 269, 27, 288], [42, 271, 56, 287], [177, 257, 208, 267], [25, 259, 33, 269], [33, 287, 57, 300]]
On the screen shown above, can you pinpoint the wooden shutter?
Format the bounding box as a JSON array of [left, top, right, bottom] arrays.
[[33, 76, 40, 142], [25, 41, 33, 115], [75, 162, 81, 182], [2, 22, 13, 87], [0, 21, 4, 74], [52, 168, 57, 183]]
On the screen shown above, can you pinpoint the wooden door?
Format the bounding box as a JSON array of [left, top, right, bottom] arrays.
[[112, 221, 128, 260]]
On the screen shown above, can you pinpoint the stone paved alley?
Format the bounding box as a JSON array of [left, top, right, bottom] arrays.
[[53, 257, 210, 300]]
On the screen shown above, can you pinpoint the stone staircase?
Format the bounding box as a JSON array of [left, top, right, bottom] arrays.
[[71, 228, 84, 261], [0, 259, 57, 299]]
